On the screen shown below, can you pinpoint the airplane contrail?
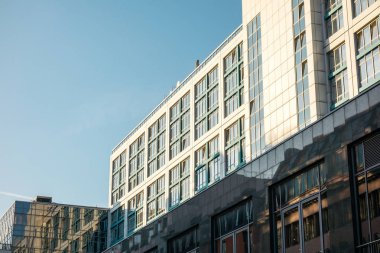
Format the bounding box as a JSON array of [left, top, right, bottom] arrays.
[[0, 191, 34, 200]]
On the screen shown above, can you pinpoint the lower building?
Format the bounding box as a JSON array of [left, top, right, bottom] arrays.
[[0, 197, 108, 253], [103, 84, 380, 253]]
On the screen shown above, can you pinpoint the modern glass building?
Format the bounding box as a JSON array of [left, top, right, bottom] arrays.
[[106, 0, 380, 252], [0, 197, 108, 253]]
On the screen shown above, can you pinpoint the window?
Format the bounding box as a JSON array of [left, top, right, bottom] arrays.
[[328, 44, 349, 106], [168, 227, 199, 253], [147, 176, 166, 221], [148, 114, 166, 177], [127, 191, 144, 234], [272, 163, 333, 253], [293, 0, 305, 37], [129, 135, 145, 192], [325, 0, 344, 37], [82, 229, 93, 253], [247, 14, 265, 159], [195, 136, 221, 191], [195, 67, 219, 140], [70, 239, 79, 253], [225, 118, 245, 173], [170, 92, 190, 160], [71, 208, 81, 234], [214, 200, 254, 253], [110, 205, 124, 244], [293, 0, 310, 129], [356, 17, 380, 90], [351, 134, 380, 252], [111, 151, 126, 204], [169, 157, 190, 208], [354, 0, 377, 17], [224, 43, 244, 117], [83, 209, 94, 225], [62, 207, 70, 240]]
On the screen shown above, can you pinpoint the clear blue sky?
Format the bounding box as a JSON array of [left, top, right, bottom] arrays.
[[0, 0, 242, 216]]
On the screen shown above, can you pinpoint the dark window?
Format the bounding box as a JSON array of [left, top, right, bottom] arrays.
[[168, 227, 198, 253], [214, 199, 254, 253], [271, 163, 330, 253], [352, 133, 380, 252]]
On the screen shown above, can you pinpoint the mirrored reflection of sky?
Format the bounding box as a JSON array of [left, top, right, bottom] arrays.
[[0, 1, 242, 216]]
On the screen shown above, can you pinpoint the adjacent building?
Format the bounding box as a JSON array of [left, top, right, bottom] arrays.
[[107, 0, 380, 252], [0, 197, 108, 253]]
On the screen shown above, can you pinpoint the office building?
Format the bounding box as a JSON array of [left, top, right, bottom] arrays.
[[109, 0, 380, 240], [106, 0, 380, 252], [0, 197, 108, 253]]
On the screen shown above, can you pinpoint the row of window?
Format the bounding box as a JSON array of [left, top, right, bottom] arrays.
[[60, 226, 104, 253], [111, 63, 245, 200], [24, 207, 106, 253], [141, 200, 254, 253], [110, 206, 124, 244], [128, 135, 145, 192], [120, 118, 246, 235], [293, 0, 311, 129], [195, 137, 221, 191], [154, 133, 376, 253], [247, 14, 265, 160], [325, 0, 377, 39], [111, 129, 380, 253], [39, 207, 103, 243], [111, 152, 126, 205], [148, 115, 166, 177], [224, 43, 244, 118], [272, 133, 380, 253], [195, 67, 219, 140], [328, 16, 380, 108]]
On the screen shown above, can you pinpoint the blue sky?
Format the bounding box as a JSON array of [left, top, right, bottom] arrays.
[[0, 0, 241, 216]]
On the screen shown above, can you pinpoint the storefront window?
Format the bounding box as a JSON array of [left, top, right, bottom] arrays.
[[272, 163, 328, 253], [214, 200, 254, 253], [352, 134, 380, 252]]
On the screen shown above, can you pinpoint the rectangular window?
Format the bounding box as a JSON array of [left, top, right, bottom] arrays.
[[247, 14, 265, 159], [70, 239, 79, 253], [111, 151, 126, 204], [168, 227, 199, 253], [83, 209, 94, 225], [293, 0, 310, 129], [128, 134, 145, 192], [224, 43, 244, 117], [127, 191, 143, 233], [170, 92, 190, 160], [356, 17, 380, 90], [71, 208, 81, 234], [147, 175, 166, 221], [147, 114, 166, 177], [214, 200, 254, 253], [225, 118, 245, 173], [325, 0, 344, 37], [110, 205, 124, 244], [195, 136, 221, 191], [195, 67, 219, 140], [271, 163, 330, 253], [351, 134, 380, 252], [354, 0, 377, 17], [169, 157, 190, 208], [328, 44, 349, 106]]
